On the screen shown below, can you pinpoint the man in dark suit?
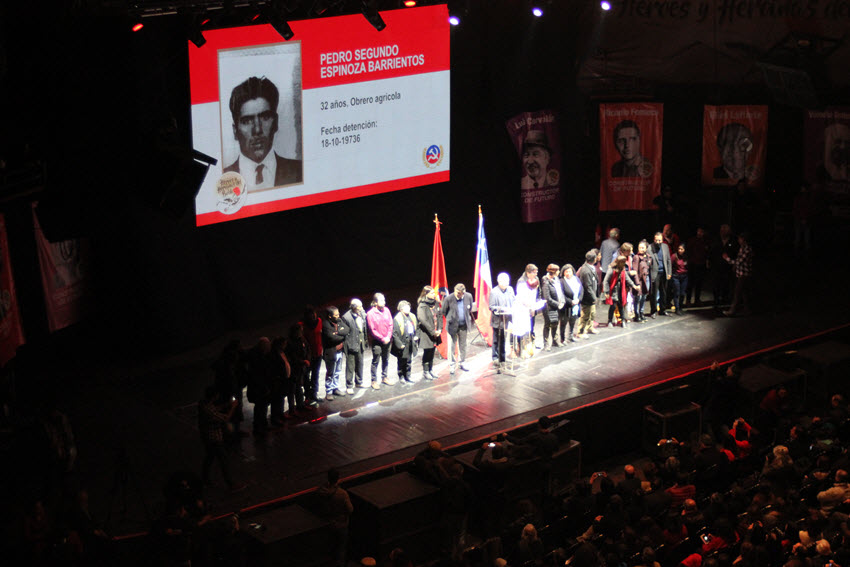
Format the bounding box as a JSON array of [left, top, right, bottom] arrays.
[[224, 76, 302, 192], [441, 283, 474, 375], [649, 232, 672, 317]]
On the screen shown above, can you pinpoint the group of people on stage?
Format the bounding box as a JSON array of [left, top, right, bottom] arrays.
[[487, 223, 754, 372], [211, 222, 753, 437], [211, 286, 478, 437]]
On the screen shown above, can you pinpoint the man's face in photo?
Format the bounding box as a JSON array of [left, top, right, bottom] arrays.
[[523, 145, 550, 182], [233, 97, 278, 163], [826, 124, 850, 169], [720, 129, 752, 177], [615, 127, 641, 164]]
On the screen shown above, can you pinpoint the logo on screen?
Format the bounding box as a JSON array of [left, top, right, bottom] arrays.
[[215, 172, 249, 215], [423, 145, 443, 168]]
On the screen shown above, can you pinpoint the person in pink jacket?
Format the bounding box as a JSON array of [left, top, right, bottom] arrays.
[[366, 293, 394, 388]]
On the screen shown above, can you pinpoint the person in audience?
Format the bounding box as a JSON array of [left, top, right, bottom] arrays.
[[514, 523, 545, 566], [317, 468, 353, 567], [506, 415, 559, 459], [616, 464, 642, 500], [414, 440, 452, 484], [728, 417, 754, 459], [759, 385, 792, 431], [665, 471, 696, 510], [636, 546, 661, 567]]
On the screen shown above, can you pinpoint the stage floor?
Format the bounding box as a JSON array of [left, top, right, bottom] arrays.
[[60, 302, 849, 534]]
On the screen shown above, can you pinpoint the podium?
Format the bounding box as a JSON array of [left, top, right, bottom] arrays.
[[739, 363, 806, 416], [642, 402, 702, 454], [795, 341, 850, 399], [243, 504, 331, 567], [348, 472, 441, 559]]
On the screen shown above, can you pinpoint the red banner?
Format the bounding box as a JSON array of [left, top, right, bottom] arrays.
[[804, 107, 850, 218], [32, 204, 90, 333], [599, 103, 663, 211], [0, 214, 25, 365], [506, 110, 564, 223], [702, 105, 768, 187]]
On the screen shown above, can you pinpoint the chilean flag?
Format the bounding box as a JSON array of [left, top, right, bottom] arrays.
[[473, 206, 493, 346]]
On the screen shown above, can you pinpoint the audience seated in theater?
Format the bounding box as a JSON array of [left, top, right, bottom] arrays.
[[616, 464, 642, 502], [665, 471, 696, 510]]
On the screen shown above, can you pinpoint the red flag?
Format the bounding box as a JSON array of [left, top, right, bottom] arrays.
[[32, 203, 90, 333], [0, 213, 25, 365], [473, 206, 493, 346], [430, 214, 449, 359]]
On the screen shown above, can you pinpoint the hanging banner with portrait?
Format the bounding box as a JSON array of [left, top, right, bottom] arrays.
[[804, 107, 850, 218], [506, 110, 564, 223], [598, 103, 663, 211], [0, 214, 25, 366], [32, 204, 90, 333], [701, 105, 768, 188]]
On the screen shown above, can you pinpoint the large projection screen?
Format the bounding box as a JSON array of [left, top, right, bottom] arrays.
[[189, 5, 451, 226]]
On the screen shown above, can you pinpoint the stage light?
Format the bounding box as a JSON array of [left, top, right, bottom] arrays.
[[600, 1, 612, 10], [200, 17, 211, 26], [132, 22, 144, 32], [188, 20, 206, 48], [448, 15, 460, 25], [266, 1, 295, 40], [270, 18, 294, 39], [404, 0, 417, 6], [532, 6, 543, 16], [362, 1, 386, 31]]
